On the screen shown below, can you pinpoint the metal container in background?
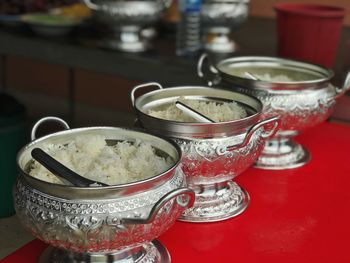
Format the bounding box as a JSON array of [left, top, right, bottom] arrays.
[[198, 54, 350, 169], [131, 83, 280, 222], [83, 0, 171, 52], [14, 117, 195, 263], [0, 93, 26, 218], [201, 0, 249, 53]]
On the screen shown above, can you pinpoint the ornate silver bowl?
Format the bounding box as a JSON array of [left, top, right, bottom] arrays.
[[198, 55, 350, 169], [83, 0, 169, 52], [201, 0, 249, 53], [14, 117, 194, 263], [131, 83, 280, 222]]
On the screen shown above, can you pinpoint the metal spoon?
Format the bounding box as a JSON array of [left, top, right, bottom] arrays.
[[175, 101, 215, 123], [31, 148, 109, 187], [244, 71, 260, 81]]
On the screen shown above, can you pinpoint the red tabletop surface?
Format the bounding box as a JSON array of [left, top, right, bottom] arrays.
[[2, 122, 350, 263]]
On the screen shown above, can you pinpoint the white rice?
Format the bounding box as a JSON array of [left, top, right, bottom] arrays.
[[147, 97, 247, 122], [29, 135, 173, 186], [253, 73, 293, 82]]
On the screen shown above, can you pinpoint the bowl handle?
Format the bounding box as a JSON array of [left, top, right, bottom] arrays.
[[122, 187, 195, 224], [334, 71, 350, 99], [216, 116, 281, 155], [130, 82, 164, 107], [197, 53, 221, 86], [31, 116, 70, 141]]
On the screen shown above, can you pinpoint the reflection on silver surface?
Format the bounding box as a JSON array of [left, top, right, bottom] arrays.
[[83, 0, 168, 52], [38, 240, 171, 263], [14, 117, 194, 263], [131, 83, 280, 222], [198, 55, 350, 169], [201, 0, 249, 53]]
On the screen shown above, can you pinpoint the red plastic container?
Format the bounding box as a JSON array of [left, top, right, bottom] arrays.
[[275, 3, 345, 68]]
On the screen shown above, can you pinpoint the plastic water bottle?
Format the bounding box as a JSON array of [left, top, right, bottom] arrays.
[[176, 0, 202, 57]]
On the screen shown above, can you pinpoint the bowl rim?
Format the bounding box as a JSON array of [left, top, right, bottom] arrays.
[[17, 126, 182, 195], [215, 56, 335, 91], [133, 86, 263, 137]]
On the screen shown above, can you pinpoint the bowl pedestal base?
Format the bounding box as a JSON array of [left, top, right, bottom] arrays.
[[100, 26, 151, 52], [179, 181, 249, 223], [254, 137, 311, 170], [204, 27, 238, 54], [38, 240, 170, 263]]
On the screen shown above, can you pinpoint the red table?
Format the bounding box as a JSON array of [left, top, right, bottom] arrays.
[[3, 122, 350, 263]]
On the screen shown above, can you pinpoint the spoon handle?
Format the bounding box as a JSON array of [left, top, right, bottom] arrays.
[[31, 148, 108, 187], [175, 101, 215, 123], [244, 71, 260, 81]]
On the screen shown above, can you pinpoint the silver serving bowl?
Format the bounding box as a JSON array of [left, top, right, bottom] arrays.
[[14, 117, 194, 263], [131, 83, 280, 222], [201, 0, 249, 53], [198, 55, 350, 169], [83, 0, 169, 52]]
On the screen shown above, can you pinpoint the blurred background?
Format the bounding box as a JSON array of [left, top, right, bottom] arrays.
[[0, 0, 349, 258], [0, 0, 349, 129]]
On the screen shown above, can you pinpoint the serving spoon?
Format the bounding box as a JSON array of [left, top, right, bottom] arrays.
[[175, 101, 215, 123], [244, 71, 260, 81], [31, 148, 109, 187]]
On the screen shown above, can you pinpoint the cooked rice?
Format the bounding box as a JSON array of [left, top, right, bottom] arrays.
[[29, 135, 173, 186], [147, 97, 247, 122], [254, 73, 293, 82]]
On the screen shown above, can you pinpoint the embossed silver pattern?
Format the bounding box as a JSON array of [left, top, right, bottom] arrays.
[[90, 1, 163, 25], [181, 181, 249, 222], [38, 241, 169, 263], [131, 84, 280, 222], [201, 2, 248, 26], [198, 55, 350, 169], [15, 170, 185, 253], [173, 129, 264, 186], [14, 121, 195, 263], [173, 131, 263, 221], [233, 85, 336, 133]]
